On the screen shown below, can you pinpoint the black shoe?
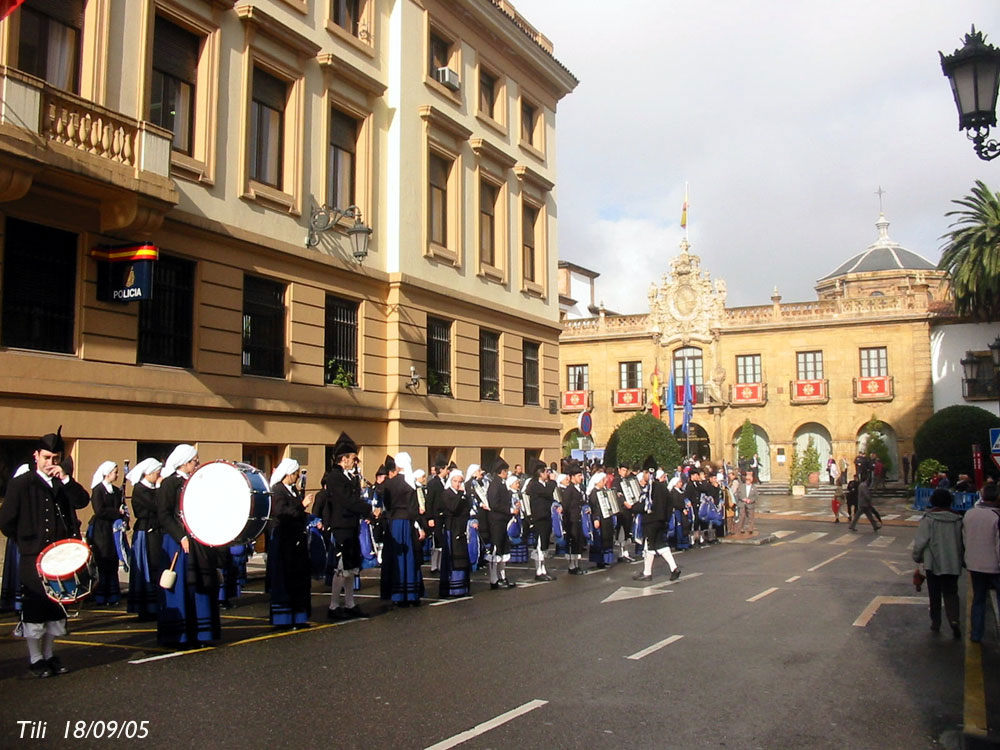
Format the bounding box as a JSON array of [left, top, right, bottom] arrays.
[[618, 556, 634, 563], [345, 605, 367, 619], [500, 578, 516, 589], [220, 599, 234, 610], [951, 623, 961, 640], [534, 574, 555, 582], [669, 568, 682, 581], [568, 568, 584, 576], [327, 607, 346, 621], [29, 660, 53, 678], [632, 573, 652, 581], [293, 622, 312, 630], [46, 656, 69, 675], [596, 563, 607, 569]]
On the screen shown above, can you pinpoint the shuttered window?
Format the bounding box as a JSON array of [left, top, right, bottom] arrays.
[[150, 15, 199, 154], [18, 0, 83, 92], [328, 108, 357, 208], [250, 68, 286, 188]]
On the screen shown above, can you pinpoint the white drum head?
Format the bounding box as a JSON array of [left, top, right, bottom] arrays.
[[182, 462, 251, 546], [39, 540, 91, 577]]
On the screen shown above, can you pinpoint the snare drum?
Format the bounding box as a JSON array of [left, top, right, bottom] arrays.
[[180, 461, 271, 547], [36, 539, 94, 604]]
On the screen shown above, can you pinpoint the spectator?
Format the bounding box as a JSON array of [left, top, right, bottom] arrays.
[[963, 483, 1000, 643], [912, 488, 963, 638]]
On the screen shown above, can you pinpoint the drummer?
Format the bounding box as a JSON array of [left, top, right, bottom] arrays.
[[0, 428, 90, 677], [267, 458, 311, 629], [156, 444, 221, 648]]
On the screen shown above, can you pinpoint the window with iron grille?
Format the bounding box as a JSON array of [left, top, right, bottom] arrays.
[[250, 67, 286, 188], [328, 108, 357, 209], [736, 354, 762, 384], [18, 0, 82, 92], [150, 15, 199, 155], [796, 350, 823, 380], [479, 330, 500, 401], [242, 275, 285, 377], [138, 254, 194, 367], [1, 218, 76, 354], [859, 347, 888, 377], [523, 341, 540, 405], [567, 364, 588, 391], [325, 294, 358, 386], [427, 317, 452, 396], [619, 361, 642, 390]]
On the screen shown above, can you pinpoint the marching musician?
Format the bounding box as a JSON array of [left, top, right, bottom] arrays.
[[125, 458, 162, 619], [267, 458, 311, 629], [633, 463, 682, 582], [524, 459, 555, 581], [425, 461, 448, 573], [439, 467, 472, 598], [610, 462, 636, 562], [485, 458, 517, 590], [465, 463, 488, 553], [0, 428, 90, 677], [156, 444, 220, 648], [87, 461, 127, 606], [587, 471, 615, 569], [563, 462, 587, 575], [379, 453, 425, 606]]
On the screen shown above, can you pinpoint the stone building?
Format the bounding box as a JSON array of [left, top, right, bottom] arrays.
[[558, 214, 952, 482], [0, 0, 576, 498]]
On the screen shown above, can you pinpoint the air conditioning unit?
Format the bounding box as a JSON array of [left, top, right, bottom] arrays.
[[434, 67, 460, 91]]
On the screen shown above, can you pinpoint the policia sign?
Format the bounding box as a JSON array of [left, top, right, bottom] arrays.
[[91, 244, 158, 303]]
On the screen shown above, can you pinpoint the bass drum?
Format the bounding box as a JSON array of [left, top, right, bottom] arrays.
[[181, 461, 271, 547]]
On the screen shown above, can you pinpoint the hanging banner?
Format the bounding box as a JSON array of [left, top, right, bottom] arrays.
[[854, 376, 893, 401], [612, 388, 644, 410], [92, 244, 159, 303], [562, 390, 588, 411]]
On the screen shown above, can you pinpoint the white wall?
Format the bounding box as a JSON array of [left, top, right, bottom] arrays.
[[931, 321, 1000, 416]]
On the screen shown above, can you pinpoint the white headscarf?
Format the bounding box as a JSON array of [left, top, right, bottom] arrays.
[[447, 469, 465, 489], [162, 444, 197, 478], [667, 477, 680, 491], [13, 463, 29, 478], [394, 452, 415, 489], [586, 471, 607, 496], [90, 460, 117, 489], [413, 469, 426, 483], [655, 469, 666, 480], [269, 458, 300, 488], [506, 475, 521, 490], [126, 458, 163, 486], [556, 473, 568, 485], [465, 463, 480, 480]]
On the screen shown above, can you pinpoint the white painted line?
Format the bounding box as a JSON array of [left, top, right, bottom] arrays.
[[772, 530, 796, 538], [626, 634, 684, 660], [853, 595, 925, 627], [785, 575, 801, 583], [790, 532, 828, 544], [776, 511, 800, 516], [907, 515, 924, 522], [650, 571, 704, 590], [868, 535, 896, 548], [129, 651, 188, 665], [906, 540, 915, 551], [881, 514, 900, 520], [807, 550, 850, 572], [429, 597, 473, 606], [746, 587, 779, 602], [804, 511, 829, 517], [425, 699, 549, 750], [830, 534, 861, 545]]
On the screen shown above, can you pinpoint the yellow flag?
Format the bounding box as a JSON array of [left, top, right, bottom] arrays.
[[680, 184, 689, 229]]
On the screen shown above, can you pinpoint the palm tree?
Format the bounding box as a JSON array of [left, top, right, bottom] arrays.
[[939, 180, 1000, 321]]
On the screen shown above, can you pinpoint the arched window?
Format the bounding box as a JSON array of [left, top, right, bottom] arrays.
[[672, 346, 704, 403]]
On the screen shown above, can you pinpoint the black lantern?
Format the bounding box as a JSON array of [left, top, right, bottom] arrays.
[[306, 203, 372, 262], [940, 26, 1000, 160], [961, 352, 979, 381], [346, 216, 373, 262], [990, 335, 1000, 370]]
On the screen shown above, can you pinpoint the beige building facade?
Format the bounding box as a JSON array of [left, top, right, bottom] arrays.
[[559, 216, 951, 483], [0, 0, 576, 501]]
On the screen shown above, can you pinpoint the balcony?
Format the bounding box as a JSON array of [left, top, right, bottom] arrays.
[[853, 376, 894, 402], [963, 377, 999, 401], [0, 67, 177, 233], [612, 388, 645, 410], [790, 379, 829, 404], [730, 382, 767, 406], [561, 389, 591, 412]]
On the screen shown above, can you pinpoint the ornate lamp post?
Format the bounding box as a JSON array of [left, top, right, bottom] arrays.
[[940, 26, 1000, 161], [305, 204, 373, 262]]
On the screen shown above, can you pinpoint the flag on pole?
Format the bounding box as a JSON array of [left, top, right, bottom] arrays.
[[666, 368, 676, 432], [650, 365, 662, 419], [0, 1, 25, 21], [680, 183, 689, 229], [682, 367, 693, 436]]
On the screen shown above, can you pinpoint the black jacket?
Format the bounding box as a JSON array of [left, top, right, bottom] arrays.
[[0, 470, 90, 555]]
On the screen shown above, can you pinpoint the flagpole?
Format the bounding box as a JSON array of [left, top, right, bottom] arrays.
[[683, 181, 689, 242]]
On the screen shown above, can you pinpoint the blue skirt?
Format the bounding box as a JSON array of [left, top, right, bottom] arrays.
[[126, 530, 160, 616], [221, 544, 249, 602], [380, 519, 424, 603], [157, 535, 221, 647], [439, 531, 470, 598], [267, 531, 311, 626]]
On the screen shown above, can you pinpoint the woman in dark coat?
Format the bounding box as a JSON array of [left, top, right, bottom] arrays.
[[379, 453, 425, 606], [88, 461, 127, 605], [439, 469, 472, 598], [126, 458, 162, 619], [267, 458, 311, 629]]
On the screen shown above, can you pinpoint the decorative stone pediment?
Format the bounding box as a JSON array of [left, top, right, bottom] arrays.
[[647, 240, 726, 346]]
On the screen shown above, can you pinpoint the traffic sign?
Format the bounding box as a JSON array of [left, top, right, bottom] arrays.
[[578, 410, 593, 437], [991, 428, 1000, 471]]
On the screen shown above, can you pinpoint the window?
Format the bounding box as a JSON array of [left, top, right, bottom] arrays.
[[859, 347, 887, 377], [567, 364, 588, 391], [328, 108, 358, 208], [249, 67, 286, 189], [523, 341, 540, 405], [331, 0, 360, 36], [242, 275, 285, 377], [479, 330, 500, 401], [962, 353, 998, 400], [796, 351, 823, 380], [479, 68, 497, 119], [427, 317, 452, 396], [429, 31, 451, 77], [429, 152, 451, 247], [522, 203, 538, 283], [521, 100, 537, 146], [736, 354, 762, 384], [324, 295, 358, 386], [138, 254, 194, 367], [480, 180, 498, 267], [673, 346, 704, 402], [150, 15, 199, 155], [1, 218, 76, 353], [619, 361, 642, 390], [18, 1, 82, 92]]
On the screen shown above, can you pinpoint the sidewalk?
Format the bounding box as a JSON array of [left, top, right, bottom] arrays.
[[756, 491, 921, 527]]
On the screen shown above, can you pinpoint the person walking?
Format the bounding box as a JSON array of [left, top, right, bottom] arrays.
[[964, 483, 1000, 643], [848, 474, 881, 533], [735, 472, 758, 534], [912, 489, 963, 637]]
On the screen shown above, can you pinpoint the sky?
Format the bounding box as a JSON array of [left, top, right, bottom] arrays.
[[512, 0, 999, 311]]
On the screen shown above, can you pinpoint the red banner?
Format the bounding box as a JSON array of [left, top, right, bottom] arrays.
[[0, 1, 26, 22], [732, 383, 763, 404], [674, 385, 697, 405], [855, 376, 892, 400], [793, 379, 826, 401], [613, 388, 644, 409], [562, 390, 588, 411]]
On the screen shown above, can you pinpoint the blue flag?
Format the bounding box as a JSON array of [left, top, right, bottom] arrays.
[[666, 368, 676, 432], [682, 367, 693, 436]]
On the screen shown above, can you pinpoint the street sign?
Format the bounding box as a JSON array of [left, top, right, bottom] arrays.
[[991, 429, 1000, 472], [578, 411, 593, 437]]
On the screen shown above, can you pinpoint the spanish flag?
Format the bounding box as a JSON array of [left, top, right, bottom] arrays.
[[680, 183, 689, 229]]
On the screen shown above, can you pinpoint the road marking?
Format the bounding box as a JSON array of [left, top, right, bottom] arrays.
[[425, 699, 549, 750], [430, 597, 473, 606], [881, 560, 907, 575], [868, 535, 895, 548], [804, 511, 828, 517], [830, 534, 861, 545], [746, 587, 779, 602], [776, 511, 800, 516], [602, 586, 673, 603], [772, 530, 796, 538], [785, 575, 801, 583], [129, 650, 192, 664], [907, 515, 924, 522], [626, 634, 684, 660], [881, 514, 900, 520], [790, 532, 828, 544], [807, 550, 850, 571], [965, 577, 988, 738], [852, 595, 925, 627]]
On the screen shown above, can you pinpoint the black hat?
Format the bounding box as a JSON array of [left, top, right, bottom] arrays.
[[383, 455, 396, 473], [447, 461, 458, 471], [375, 464, 388, 478], [58, 455, 74, 477], [565, 461, 583, 477], [492, 457, 510, 474], [642, 455, 658, 472], [37, 426, 64, 454], [333, 432, 359, 457], [618, 459, 630, 469], [434, 460, 448, 471], [527, 458, 546, 477]]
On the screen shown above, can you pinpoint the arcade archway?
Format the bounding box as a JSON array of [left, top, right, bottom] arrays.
[[856, 421, 899, 481], [793, 422, 833, 482], [675, 423, 711, 463], [731, 424, 771, 481]]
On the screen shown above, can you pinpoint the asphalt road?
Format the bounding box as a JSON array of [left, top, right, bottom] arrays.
[[0, 519, 965, 749]]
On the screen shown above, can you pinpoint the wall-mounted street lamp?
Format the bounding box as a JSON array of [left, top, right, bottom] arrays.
[[940, 26, 1000, 161], [306, 204, 373, 261]]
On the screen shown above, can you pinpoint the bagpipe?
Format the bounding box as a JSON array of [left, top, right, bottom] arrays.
[[467, 518, 481, 570], [507, 490, 530, 563], [697, 493, 723, 526], [113, 518, 131, 574]]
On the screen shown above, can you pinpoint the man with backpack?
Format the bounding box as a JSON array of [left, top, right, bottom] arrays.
[[964, 482, 1000, 643]]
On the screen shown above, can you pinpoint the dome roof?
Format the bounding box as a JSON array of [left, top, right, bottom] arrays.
[[819, 214, 936, 281]]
